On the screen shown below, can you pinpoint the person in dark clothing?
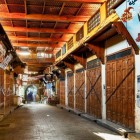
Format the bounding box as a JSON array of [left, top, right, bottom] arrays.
[[27, 91, 33, 102]]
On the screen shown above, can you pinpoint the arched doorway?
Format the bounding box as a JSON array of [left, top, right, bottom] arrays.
[[25, 85, 38, 103]]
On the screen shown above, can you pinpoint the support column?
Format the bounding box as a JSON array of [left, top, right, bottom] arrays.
[[74, 72, 76, 111], [65, 71, 68, 106], [85, 69, 87, 113], [4, 71, 6, 115], [101, 64, 106, 120], [135, 54, 140, 132]]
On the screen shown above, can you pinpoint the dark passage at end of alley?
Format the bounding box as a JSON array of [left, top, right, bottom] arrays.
[[0, 103, 128, 140]]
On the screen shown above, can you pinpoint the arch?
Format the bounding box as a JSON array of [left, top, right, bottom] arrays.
[[25, 85, 38, 103]]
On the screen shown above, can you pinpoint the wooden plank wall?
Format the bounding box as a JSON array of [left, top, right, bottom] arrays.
[[106, 50, 135, 130], [59, 79, 65, 106], [67, 72, 74, 109], [75, 69, 85, 112], [86, 66, 102, 118]]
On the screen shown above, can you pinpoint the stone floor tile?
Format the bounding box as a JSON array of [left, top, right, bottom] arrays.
[[0, 103, 129, 140]]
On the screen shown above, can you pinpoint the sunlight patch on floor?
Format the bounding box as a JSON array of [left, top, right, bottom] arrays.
[[93, 132, 129, 140]]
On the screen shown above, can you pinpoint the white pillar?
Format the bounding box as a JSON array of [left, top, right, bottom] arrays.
[[65, 71, 68, 106], [85, 70, 87, 113], [101, 64, 106, 120], [74, 73, 76, 111], [135, 54, 140, 132]]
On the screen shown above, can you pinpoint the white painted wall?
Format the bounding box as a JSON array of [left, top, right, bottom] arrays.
[[87, 55, 97, 61], [135, 53, 140, 132], [105, 35, 130, 55], [101, 64, 106, 120], [85, 70, 87, 113], [65, 70, 68, 106], [74, 73, 76, 111], [74, 63, 83, 70], [65, 68, 72, 107]]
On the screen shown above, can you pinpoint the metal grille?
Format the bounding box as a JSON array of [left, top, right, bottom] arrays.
[[67, 37, 73, 50], [60, 77, 65, 81], [107, 49, 132, 61], [107, 0, 125, 17], [87, 59, 100, 69], [56, 50, 61, 59], [88, 11, 100, 33], [76, 27, 84, 41], [67, 71, 73, 77], [62, 44, 66, 55], [76, 68, 84, 73]]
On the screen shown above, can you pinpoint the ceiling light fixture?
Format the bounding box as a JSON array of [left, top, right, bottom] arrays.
[[17, 51, 31, 56], [16, 48, 31, 56]]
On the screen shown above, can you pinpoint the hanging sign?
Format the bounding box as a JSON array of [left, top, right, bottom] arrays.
[[115, 0, 140, 48], [0, 53, 13, 69]]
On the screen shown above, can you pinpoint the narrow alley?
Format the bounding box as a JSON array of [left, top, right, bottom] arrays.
[[0, 104, 128, 140]]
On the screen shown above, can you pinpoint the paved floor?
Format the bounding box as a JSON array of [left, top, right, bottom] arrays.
[[0, 103, 129, 140]]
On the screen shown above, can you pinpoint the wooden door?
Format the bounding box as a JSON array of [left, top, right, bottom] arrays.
[[59, 79, 65, 106], [75, 69, 85, 112], [67, 72, 74, 109], [106, 48, 135, 130], [86, 59, 102, 118], [56, 80, 60, 102]]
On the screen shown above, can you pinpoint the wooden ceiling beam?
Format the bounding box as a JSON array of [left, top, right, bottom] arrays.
[[28, 67, 45, 71], [0, 12, 90, 22], [21, 58, 54, 63], [26, 63, 48, 67], [9, 36, 69, 42], [12, 43, 62, 48], [3, 26, 76, 34], [54, 0, 105, 3]]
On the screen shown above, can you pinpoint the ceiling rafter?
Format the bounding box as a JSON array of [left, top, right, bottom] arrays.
[[21, 58, 54, 63], [0, 13, 90, 22], [27, 63, 50, 67], [54, 0, 105, 3], [24, 0, 28, 38], [75, 3, 84, 15], [12, 42, 63, 48], [0, 1, 102, 72], [3, 26, 76, 34], [9, 36, 69, 42]]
